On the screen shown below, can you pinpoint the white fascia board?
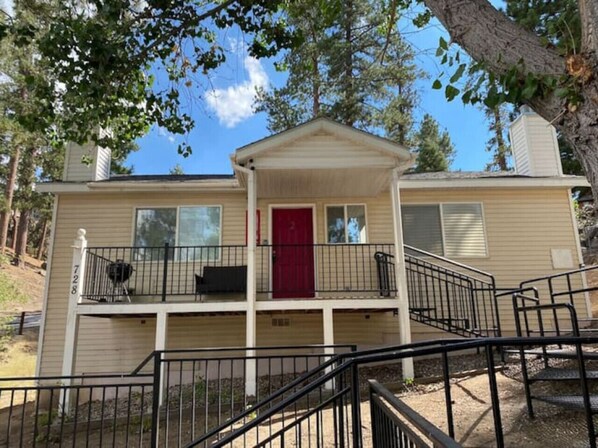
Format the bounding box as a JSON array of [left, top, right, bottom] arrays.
[[399, 177, 589, 189], [87, 180, 241, 192], [37, 180, 242, 193]]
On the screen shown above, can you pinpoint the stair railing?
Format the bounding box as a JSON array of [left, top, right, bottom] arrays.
[[399, 245, 500, 337]]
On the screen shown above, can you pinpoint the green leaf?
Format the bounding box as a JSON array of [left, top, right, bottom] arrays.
[[445, 85, 460, 101], [449, 64, 466, 84], [439, 37, 448, 50], [432, 79, 442, 89]]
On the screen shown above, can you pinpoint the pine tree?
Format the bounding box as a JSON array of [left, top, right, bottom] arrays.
[[484, 103, 512, 171], [413, 114, 455, 173], [255, 0, 421, 146]]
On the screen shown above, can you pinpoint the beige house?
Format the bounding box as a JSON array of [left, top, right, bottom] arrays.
[[36, 110, 589, 389]]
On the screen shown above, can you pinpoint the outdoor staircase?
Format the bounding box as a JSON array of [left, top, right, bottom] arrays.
[[509, 292, 598, 446]]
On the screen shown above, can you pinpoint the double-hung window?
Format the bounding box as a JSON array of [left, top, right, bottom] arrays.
[[134, 206, 222, 260], [401, 203, 487, 257], [326, 205, 367, 243]]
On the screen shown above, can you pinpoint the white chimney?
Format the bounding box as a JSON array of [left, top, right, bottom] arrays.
[[509, 105, 563, 177], [63, 142, 111, 182]]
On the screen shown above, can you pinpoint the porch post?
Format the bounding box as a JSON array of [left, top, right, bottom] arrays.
[[323, 305, 335, 390], [155, 310, 168, 405], [60, 229, 87, 411], [245, 168, 257, 397], [390, 170, 414, 379]]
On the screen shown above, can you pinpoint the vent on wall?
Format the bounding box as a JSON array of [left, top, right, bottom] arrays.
[[272, 318, 291, 327]]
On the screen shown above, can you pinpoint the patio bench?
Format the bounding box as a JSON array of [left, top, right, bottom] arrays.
[[195, 265, 247, 302]]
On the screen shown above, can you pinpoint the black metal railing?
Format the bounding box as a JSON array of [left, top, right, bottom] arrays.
[[511, 295, 596, 444], [0, 372, 155, 447], [0, 344, 354, 448], [255, 243, 396, 297], [147, 345, 356, 447], [369, 379, 462, 448], [385, 245, 499, 337], [196, 336, 598, 448], [82, 244, 247, 302], [519, 264, 598, 337]]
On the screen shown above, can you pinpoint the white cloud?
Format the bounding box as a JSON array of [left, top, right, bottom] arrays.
[[205, 55, 269, 128], [167, 135, 175, 143]]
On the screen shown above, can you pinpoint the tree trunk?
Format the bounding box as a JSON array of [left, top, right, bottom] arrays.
[[422, 0, 598, 199], [492, 106, 508, 171], [10, 214, 18, 251], [36, 218, 48, 260], [0, 147, 20, 253], [14, 208, 30, 267], [343, 0, 355, 127]]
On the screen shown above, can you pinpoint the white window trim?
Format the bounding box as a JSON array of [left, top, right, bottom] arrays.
[[402, 202, 489, 259], [325, 203, 368, 244], [131, 205, 224, 248]]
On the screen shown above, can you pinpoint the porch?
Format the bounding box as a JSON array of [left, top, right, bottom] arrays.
[[79, 242, 398, 304]]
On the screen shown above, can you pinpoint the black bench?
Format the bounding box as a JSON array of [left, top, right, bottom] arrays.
[[195, 265, 247, 301]]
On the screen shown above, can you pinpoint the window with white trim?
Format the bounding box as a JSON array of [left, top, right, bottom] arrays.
[[326, 205, 367, 243], [134, 206, 222, 259], [401, 203, 487, 257]]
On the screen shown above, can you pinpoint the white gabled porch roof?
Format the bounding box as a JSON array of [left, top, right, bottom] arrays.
[[231, 118, 415, 198]]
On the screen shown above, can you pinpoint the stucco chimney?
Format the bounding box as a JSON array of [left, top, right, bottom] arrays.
[[509, 105, 563, 177], [63, 142, 111, 182]]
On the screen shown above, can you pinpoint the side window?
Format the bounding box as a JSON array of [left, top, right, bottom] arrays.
[[326, 205, 367, 243]]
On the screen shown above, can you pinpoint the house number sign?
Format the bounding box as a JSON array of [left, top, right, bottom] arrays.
[[71, 264, 80, 295]]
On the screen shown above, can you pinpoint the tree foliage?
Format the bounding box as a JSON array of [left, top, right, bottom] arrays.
[[412, 114, 454, 172], [2, 0, 297, 156], [255, 0, 421, 146]]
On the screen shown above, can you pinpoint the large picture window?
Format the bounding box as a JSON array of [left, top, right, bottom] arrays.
[[134, 206, 222, 260], [401, 203, 487, 257], [326, 205, 367, 243]]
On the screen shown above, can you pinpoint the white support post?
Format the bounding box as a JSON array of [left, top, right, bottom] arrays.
[[60, 228, 87, 411], [155, 311, 168, 405], [390, 170, 414, 379], [323, 306, 336, 390], [244, 168, 257, 397]]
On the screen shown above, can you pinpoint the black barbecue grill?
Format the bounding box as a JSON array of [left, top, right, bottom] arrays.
[[106, 260, 134, 302]]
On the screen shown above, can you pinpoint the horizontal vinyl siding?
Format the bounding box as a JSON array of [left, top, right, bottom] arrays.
[[255, 133, 394, 169], [39, 186, 583, 375], [510, 120, 530, 175], [39, 191, 247, 376], [401, 187, 586, 335], [64, 143, 94, 182]]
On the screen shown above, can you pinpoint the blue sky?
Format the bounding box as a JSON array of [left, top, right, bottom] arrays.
[[128, 4, 504, 175]]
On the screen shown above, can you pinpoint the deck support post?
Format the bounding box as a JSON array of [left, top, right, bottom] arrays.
[[243, 167, 258, 398], [60, 228, 87, 412], [390, 170, 414, 379], [323, 305, 336, 390], [155, 310, 168, 406]]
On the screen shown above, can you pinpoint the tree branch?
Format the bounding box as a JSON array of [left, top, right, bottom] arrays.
[[422, 0, 564, 76], [579, 0, 598, 54]]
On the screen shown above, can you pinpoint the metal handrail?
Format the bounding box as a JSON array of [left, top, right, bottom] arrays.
[[369, 379, 462, 448], [195, 335, 598, 448], [405, 244, 495, 281]]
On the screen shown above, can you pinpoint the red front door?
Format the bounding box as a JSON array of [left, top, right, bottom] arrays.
[[272, 208, 315, 298]]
